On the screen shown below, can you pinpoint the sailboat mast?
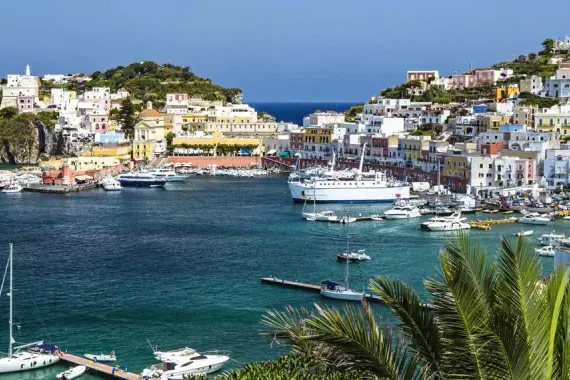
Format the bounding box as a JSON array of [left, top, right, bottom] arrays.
[[313, 180, 316, 214], [8, 243, 13, 357], [345, 223, 350, 289]]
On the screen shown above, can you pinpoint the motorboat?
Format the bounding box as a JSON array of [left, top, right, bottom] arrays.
[[320, 223, 365, 302], [141, 346, 230, 379], [302, 210, 339, 222], [339, 216, 357, 224], [384, 204, 422, 219], [535, 245, 555, 257], [100, 177, 121, 191], [117, 172, 166, 187], [456, 206, 477, 214], [423, 219, 471, 232], [148, 168, 189, 182], [0, 245, 60, 374], [2, 183, 23, 193], [518, 212, 551, 225], [370, 215, 384, 221], [514, 230, 533, 237], [84, 352, 116, 362], [336, 250, 371, 263], [538, 231, 565, 246], [564, 216, 570, 221], [420, 211, 465, 230], [56, 365, 86, 379]]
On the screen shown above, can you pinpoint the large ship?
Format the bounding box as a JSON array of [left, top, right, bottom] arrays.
[[117, 172, 166, 187], [288, 145, 410, 203]]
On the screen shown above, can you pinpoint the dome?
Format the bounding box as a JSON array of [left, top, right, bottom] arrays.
[[139, 108, 161, 118]]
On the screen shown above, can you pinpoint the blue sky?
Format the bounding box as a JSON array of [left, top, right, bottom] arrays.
[[1, 0, 569, 102]]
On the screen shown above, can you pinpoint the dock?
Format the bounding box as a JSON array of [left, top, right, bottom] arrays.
[[24, 183, 96, 194], [468, 217, 518, 231], [59, 352, 139, 379]]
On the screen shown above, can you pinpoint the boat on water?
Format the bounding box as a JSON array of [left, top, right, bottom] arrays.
[[2, 183, 23, 193], [288, 147, 410, 203], [538, 231, 566, 246], [535, 245, 555, 257], [336, 249, 371, 263], [0, 244, 60, 374], [321, 224, 365, 301], [384, 203, 422, 219], [100, 177, 121, 191], [56, 365, 86, 379], [148, 168, 189, 182], [514, 230, 534, 237], [303, 210, 339, 222], [141, 346, 229, 379], [370, 215, 384, 221], [564, 216, 570, 221], [84, 352, 116, 362], [420, 211, 470, 232], [518, 212, 551, 225], [117, 172, 166, 188]]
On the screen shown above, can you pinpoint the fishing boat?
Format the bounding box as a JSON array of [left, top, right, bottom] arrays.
[[1, 183, 22, 193], [320, 224, 365, 301], [0, 244, 60, 374], [56, 365, 86, 379], [514, 230, 533, 237], [84, 352, 116, 362], [117, 172, 166, 188], [535, 245, 555, 257], [336, 250, 371, 263], [288, 147, 410, 203], [141, 345, 229, 379]]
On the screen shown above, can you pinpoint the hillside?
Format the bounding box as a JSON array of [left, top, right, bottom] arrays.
[[43, 61, 243, 108]]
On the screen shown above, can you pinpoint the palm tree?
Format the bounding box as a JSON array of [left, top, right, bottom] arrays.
[[262, 233, 570, 380]]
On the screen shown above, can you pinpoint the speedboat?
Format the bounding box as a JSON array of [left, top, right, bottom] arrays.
[[320, 280, 364, 301], [514, 230, 533, 237], [339, 216, 357, 224], [564, 216, 570, 221], [302, 210, 339, 222], [141, 347, 229, 379], [538, 231, 565, 246], [336, 250, 371, 263], [384, 204, 421, 219], [423, 219, 471, 232], [56, 365, 86, 379], [2, 183, 22, 193], [117, 172, 166, 188], [100, 177, 121, 191], [370, 215, 384, 221], [420, 211, 465, 230], [148, 169, 189, 182], [535, 245, 555, 257], [518, 212, 551, 225], [84, 352, 116, 362]]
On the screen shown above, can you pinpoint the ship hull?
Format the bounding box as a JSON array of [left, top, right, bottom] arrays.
[[289, 182, 410, 204]]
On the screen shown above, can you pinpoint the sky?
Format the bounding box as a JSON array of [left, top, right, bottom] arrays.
[[1, 0, 569, 102]]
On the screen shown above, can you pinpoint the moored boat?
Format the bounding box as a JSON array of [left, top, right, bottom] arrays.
[[538, 231, 565, 246], [384, 203, 422, 219], [141, 346, 229, 379], [518, 212, 551, 225], [535, 245, 555, 257], [2, 183, 23, 193], [147, 168, 189, 182], [84, 352, 116, 362], [514, 230, 533, 237], [336, 250, 371, 263], [117, 172, 166, 187], [56, 365, 86, 379]]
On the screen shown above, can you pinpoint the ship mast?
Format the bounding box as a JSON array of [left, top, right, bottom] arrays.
[[345, 223, 350, 289], [358, 143, 368, 175], [8, 243, 13, 357]]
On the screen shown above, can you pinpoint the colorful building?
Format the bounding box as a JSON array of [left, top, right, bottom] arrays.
[[495, 86, 520, 102]]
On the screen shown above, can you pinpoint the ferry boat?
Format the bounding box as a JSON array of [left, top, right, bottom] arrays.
[[148, 168, 189, 182], [117, 172, 166, 187], [288, 146, 410, 203]]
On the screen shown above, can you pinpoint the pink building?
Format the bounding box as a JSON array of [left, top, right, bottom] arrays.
[[407, 70, 439, 82], [449, 74, 476, 89], [474, 69, 514, 86], [307, 112, 345, 126], [17, 96, 34, 113], [289, 130, 304, 151]]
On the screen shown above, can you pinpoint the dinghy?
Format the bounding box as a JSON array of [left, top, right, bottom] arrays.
[[84, 352, 116, 362], [56, 365, 86, 379]]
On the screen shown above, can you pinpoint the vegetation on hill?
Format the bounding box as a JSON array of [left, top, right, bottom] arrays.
[[42, 61, 242, 109], [344, 104, 363, 122], [257, 233, 570, 379]]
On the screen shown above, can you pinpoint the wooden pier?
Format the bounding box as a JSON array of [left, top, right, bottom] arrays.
[[59, 352, 140, 379]]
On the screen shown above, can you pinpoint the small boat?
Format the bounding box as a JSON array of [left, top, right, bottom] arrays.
[[535, 245, 555, 257], [514, 230, 533, 237], [370, 215, 384, 221], [503, 210, 514, 214], [336, 250, 371, 263], [84, 352, 116, 362], [564, 216, 570, 221], [100, 177, 121, 191], [518, 213, 551, 225], [302, 210, 339, 222], [538, 231, 565, 246], [56, 365, 86, 379], [339, 216, 357, 224], [2, 183, 22, 193]]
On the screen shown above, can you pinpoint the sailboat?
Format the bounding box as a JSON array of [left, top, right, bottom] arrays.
[[302, 168, 339, 222], [0, 244, 60, 373], [320, 223, 365, 301]]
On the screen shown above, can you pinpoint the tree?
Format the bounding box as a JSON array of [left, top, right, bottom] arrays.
[[165, 132, 175, 147], [263, 233, 570, 379], [542, 38, 556, 55], [118, 98, 138, 139], [0, 107, 18, 120]]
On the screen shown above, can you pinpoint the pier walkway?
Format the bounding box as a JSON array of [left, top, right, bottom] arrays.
[[59, 352, 139, 379]]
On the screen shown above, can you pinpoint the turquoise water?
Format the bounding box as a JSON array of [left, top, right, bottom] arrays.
[[0, 176, 563, 379]]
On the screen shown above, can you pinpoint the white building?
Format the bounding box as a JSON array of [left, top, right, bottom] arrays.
[[43, 74, 68, 84], [543, 149, 570, 188], [0, 64, 40, 110], [468, 155, 537, 191], [519, 75, 543, 95], [166, 93, 189, 114], [303, 111, 345, 127]]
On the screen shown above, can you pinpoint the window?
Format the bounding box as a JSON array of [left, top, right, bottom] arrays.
[[489, 164, 492, 169], [480, 164, 483, 168]]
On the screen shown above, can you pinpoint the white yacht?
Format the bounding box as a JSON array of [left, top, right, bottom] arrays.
[[148, 168, 189, 182], [303, 210, 339, 222], [2, 183, 23, 193], [538, 231, 565, 246], [514, 230, 533, 237], [535, 245, 555, 257], [141, 346, 229, 379], [420, 211, 470, 232], [288, 147, 410, 203], [518, 212, 551, 225], [336, 250, 371, 262], [384, 203, 422, 219], [0, 244, 60, 374], [320, 224, 365, 301], [100, 177, 121, 191]]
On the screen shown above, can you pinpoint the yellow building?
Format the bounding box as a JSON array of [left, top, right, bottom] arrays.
[[304, 127, 333, 144], [133, 141, 156, 159], [442, 155, 470, 179], [400, 136, 431, 161], [132, 102, 167, 159], [83, 145, 131, 162], [477, 115, 511, 132], [495, 86, 520, 102], [535, 113, 570, 136]]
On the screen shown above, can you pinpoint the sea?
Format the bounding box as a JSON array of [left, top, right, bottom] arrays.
[[249, 102, 357, 125], [0, 176, 562, 379]]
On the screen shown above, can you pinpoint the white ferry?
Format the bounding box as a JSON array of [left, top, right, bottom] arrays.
[[288, 146, 410, 203]]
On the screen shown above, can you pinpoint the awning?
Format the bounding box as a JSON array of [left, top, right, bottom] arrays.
[[74, 175, 92, 181], [266, 149, 277, 155]]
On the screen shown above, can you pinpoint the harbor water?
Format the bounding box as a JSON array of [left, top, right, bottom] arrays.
[[0, 176, 562, 379]]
